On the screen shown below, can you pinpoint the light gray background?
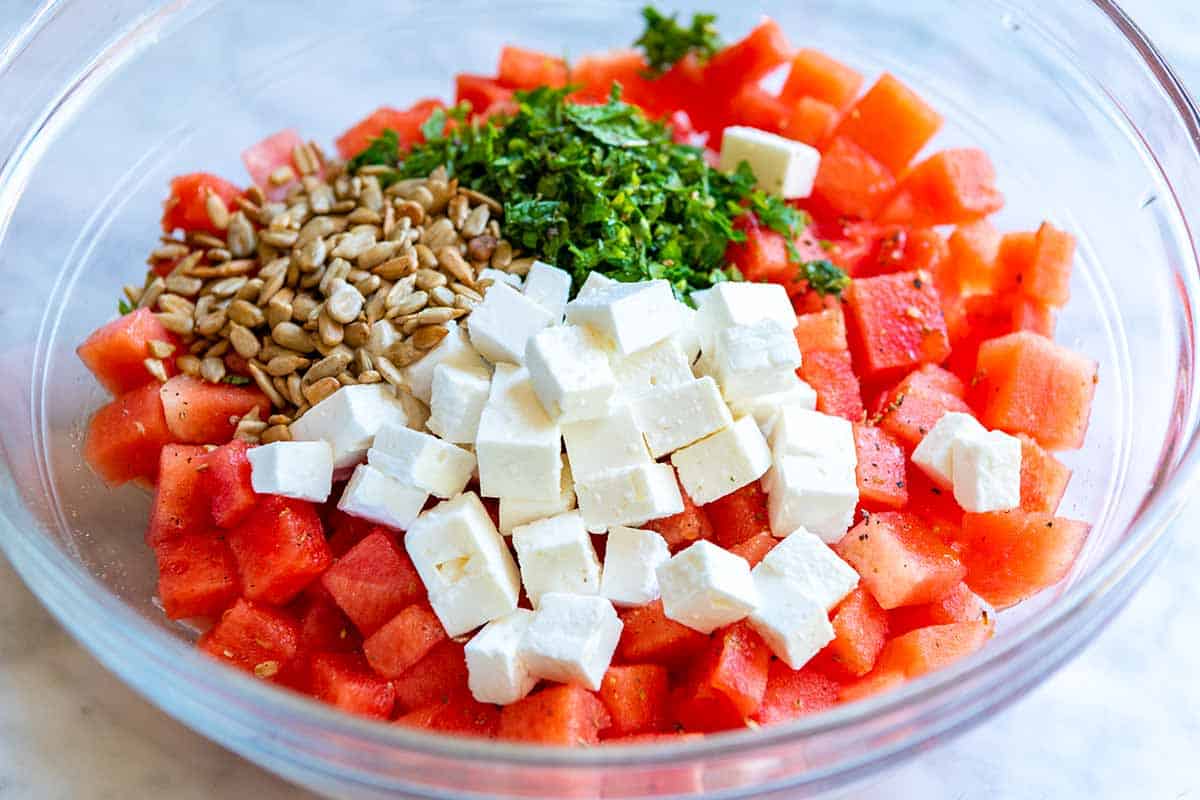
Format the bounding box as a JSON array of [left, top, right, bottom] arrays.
[[0, 2, 1196, 798]]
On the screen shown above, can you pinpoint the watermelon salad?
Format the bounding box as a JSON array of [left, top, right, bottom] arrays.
[[76, 8, 1097, 744]]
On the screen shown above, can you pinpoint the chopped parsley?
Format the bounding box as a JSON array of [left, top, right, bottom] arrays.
[[221, 375, 251, 386], [346, 128, 400, 172], [117, 298, 133, 315], [799, 258, 851, 297], [635, 6, 722, 76]]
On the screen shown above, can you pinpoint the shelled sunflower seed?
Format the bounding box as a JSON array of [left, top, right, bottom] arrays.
[[128, 153, 523, 442]]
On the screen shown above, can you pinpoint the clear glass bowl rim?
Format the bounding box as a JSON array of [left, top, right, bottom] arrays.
[[1, 0, 1199, 778]]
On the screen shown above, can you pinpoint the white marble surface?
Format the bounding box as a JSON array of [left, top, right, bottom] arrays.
[[1, 2, 1198, 798]]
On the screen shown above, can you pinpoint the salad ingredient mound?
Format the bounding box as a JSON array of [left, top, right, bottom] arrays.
[[75, 5, 1098, 745]]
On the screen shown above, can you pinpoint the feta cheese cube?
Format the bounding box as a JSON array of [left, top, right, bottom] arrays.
[[757, 528, 858, 611], [465, 609, 538, 705], [710, 319, 803, 402], [247, 440, 334, 501], [609, 337, 694, 404], [574, 463, 684, 532], [475, 364, 562, 501], [499, 456, 576, 534], [478, 268, 522, 290], [561, 405, 651, 481], [951, 429, 1022, 512], [468, 282, 556, 364], [719, 126, 822, 198], [770, 405, 856, 465], [522, 261, 572, 321], [512, 511, 602, 606], [748, 570, 835, 668], [632, 376, 733, 458], [426, 362, 492, 444], [337, 464, 430, 530], [402, 321, 487, 403], [911, 411, 988, 490], [765, 455, 858, 542], [289, 383, 409, 469], [673, 301, 702, 364], [730, 376, 818, 438], [519, 592, 623, 691], [600, 526, 670, 607], [695, 282, 797, 351], [656, 540, 760, 633], [405, 493, 521, 636], [368, 423, 476, 498], [525, 325, 616, 422], [670, 417, 771, 505], [565, 280, 680, 355], [578, 271, 616, 299]]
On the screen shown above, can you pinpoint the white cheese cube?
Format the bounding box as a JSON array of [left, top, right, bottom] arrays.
[[475, 364, 562, 501], [512, 511, 602, 606], [465, 609, 537, 705], [656, 540, 760, 634], [951, 429, 1022, 512], [695, 282, 797, 352], [673, 301, 702, 364], [670, 417, 771, 505], [337, 464, 429, 530], [368, 423, 476, 499], [757, 528, 858, 611], [574, 463, 683, 533], [609, 338, 694, 405], [523, 261, 572, 321], [405, 492, 521, 637], [467, 282, 556, 365], [289, 383, 409, 469], [499, 456, 576, 534], [478, 268, 523, 290], [247, 440, 334, 502], [632, 376, 732, 458], [765, 455, 858, 542], [730, 376, 818, 438], [525, 325, 616, 423], [561, 405, 651, 481], [565, 279, 680, 355], [578, 271, 616, 298], [770, 405, 857, 466], [402, 321, 487, 403], [601, 526, 670, 607], [911, 411, 988, 490], [719, 125, 822, 199], [519, 592, 623, 691], [748, 570, 835, 668], [426, 362, 492, 444], [710, 319, 803, 403]]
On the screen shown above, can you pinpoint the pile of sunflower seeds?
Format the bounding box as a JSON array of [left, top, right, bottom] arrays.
[[123, 143, 532, 445]]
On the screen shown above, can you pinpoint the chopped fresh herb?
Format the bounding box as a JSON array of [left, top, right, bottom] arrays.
[[346, 128, 400, 172], [798, 258, 851, 297], [117, 298, 133, 315], [635, 6, 722, 76], [221, 375, 251, 386], [393, 85, 762, 298], [420, 102, 471, 142]]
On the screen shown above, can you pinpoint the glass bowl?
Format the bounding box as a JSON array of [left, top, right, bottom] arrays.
[[1, 0, 1198, 797]]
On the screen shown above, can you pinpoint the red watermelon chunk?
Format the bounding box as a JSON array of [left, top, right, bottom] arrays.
[[879, 149, 1004, 228], [396, 689, 501, 738], [811, 136, 897, 220], [642, 480, 713, 551], [83, 382, 176, 486], [617, 599, 709, 667], [876, 369, 973, 449], [853, 424, 908, 509], [161, 173, 241, 235], [77, 308, 181, 395], [200, 439, 257, 528], [147, 444, 213, 547], [198, 598, 300, 680], [888, 581, 988, 636], [844, 270, 952, 382], [159, 375, 271, 444], [705, 482, 772, 548], [874, 621, 992, 678], [826, 587, 890, 677], [334, 100, 444, 160], [598, 664, 671, 738], [793, 307, 848, 354], [835, 511, 966, 610], [228, 495, 331, 605], [153, 532, 239, 620], [799, 349, 865, 421], [392, 640, 470, 712], [694, 622, 772, 719], [1018, 434, 1072, 513], [321, 530, 425, 636], [293, 588, 361, 654], [753, 661, 842, 724], [241, 129, 302, 201], [498, 684, 611, 745], [309, 652, 396, 719], [454, 74, 514, 114], [363, 604, 447, 679], [497, 45, 568, 90], [728, 533, 778, 567]]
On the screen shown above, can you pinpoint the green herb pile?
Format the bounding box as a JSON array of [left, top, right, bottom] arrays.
[[634, 7, 722, 76]]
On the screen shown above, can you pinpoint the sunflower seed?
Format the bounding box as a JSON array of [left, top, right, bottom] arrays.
[[302, 375, 341, 406], [229, 323, 261, 359], [196, 310, 228, 337], [318, 313, 344, 347], [163, 273, 203, 297], [261, 424, 292, 444], [265, 295, 293, 329], [227, 211, 257, 258], [467, 235, 497, 263], [337, 371, 357, 385], [305, 350, 353, 383], [176, 354, 202, 376], [357, 369, 382, 384], [345, 320, 371, 349], [461, 204, 491, 238], [205, 339, 231, 359], [331, 228, 376, 260], [292, 293, 321, 322], [374, 252, 416, 280], [151, 243, 190, 262], [408, 185, 436, 211], [361, 178, 384, 213], [228, 299, 265, 328], [199, 356, 226, 383], [415, 268, 447, 291], [156, 312, 194, 336], [143, 358, 169, 382], [273, 321, 315, 352], [355, 348, 374, 374], [373, 354, 405, 386], [286, 373, 304, 406], [412, 324, 450, 350], [413, 306, 457, 326], [326, 280, 364, 324], [293, 143, 318, 176], [435, 246, 476, 287], [266, 354, 310, 376], [294, 234, 327, 271], [190, 259, 257, 279], [429, 286, 456, 307], [387, 339, 423, 367], [490, 240, 513, 269]]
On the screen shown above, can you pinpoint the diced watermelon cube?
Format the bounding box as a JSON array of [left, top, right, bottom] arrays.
[[793, 307, 848, 354], [570, 50, 654, 105], [874, 621, 992, 678], [617, 599, 709, 666], [321, 530, 426, 636], [1018, 433, 1072, 514], [888, 581, 988, 636], [498, 684, 612, 745], [811, 136, 897, 219], [161, 173, 241, 235], [853, 424, 908, 509], [835, 511, 966, 609], [705, 482, 772, 548], [83, 382, 176, 486], [728, 533, 777, 567], [799, 349, 865, 421], [642, 481, 713, 551], [945, 219, 1002, 295], [729, 84, 792, 134], [159, 375, 271, 444], [1010, 296, 1056, 338], [198, 598, 300, 680], [782, 96, 838, 147], [77, 308, 181, 395], [241, 129, 302, 201], [200, 439, 257, 528], [826, 587, 889, 677], [293, 588, 361, 654], [704, 19, 792, 99], [876, 370, 973, 449], [334, 100, 444, 160], [391, 640, 470, 712], [693, 622, 772, 718], [309, 652, 396, 719], [363, 604, 447, 679], [838, 669, 906, 703], [879, 149, 1004, 227], [833, 73, 941, 174], [147, 444, 213, 547], [753, 661, 842, 724], [845, 270, 952, 382], [396, 689, 501, 738], [1023, 222, 1076, 307], [154, 532, 239, 619], [598, 664, 671, 738], [955, 510, 1091, 607], [228, 495, 331, 605], [497, 45, 568, 89], [454, 74, 514, 114], [780, 48, 863, 110], [725, 215, 792, 286]]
